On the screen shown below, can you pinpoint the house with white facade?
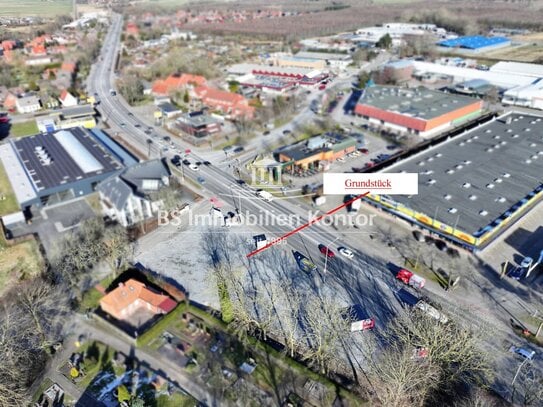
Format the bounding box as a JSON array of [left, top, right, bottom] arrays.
[[15, 95, 41, 113], [59, 89, 78, 107], [97, 159, 171, 226]]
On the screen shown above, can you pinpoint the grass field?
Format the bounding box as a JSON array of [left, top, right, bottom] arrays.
[[483, 43, 543, 62], [0, 0, 72, 17], [0, 161, 18, 217], [0, 237, 44, 297], [10, 120, 39, 138]]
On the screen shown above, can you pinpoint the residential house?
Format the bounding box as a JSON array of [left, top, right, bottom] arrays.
[[3, 92, 19, 111], [192, 86, 254, 119], [59, 89, 78, 107], [15, 94, 41, 113], [97, 159, 172, 227], [99, 278, 177, 321], [151, 73, 207, 96], [176, 110, 221, 138], [25, 55, 52, 66], [126, 22, 140, 37]]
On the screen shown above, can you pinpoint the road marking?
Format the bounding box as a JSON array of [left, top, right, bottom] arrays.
[[246, 192, 368, 258]]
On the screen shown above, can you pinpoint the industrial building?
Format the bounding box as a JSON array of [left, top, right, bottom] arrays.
[[437, 36, 511, 53], [503, 79, 543, 110], [275, 133, 356, 172], [354, 86, 483, 138], [0, 127, 129, 215], [489, 61, 543, 78], [35, 104, 96, 133], [366, 112, 543, 250], [354, 23, 446, 47], [227, 64, 328, 87]]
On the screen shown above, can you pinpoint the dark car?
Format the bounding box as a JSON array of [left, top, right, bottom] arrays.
[[134, 123, 141, 128], [182, 159, 191, 166], [144, 129, 152, 135], [318, 244, 335, 258], [203, 161, 211, 166], [128, 112, 134, 116], [386, 145, 397, 150], [263, 130, 271, 136], [236, 179, 246, 186], [282, 129, 292, 135], [435, 240, 448, 252], [413, 230, 425, 242], [447, 247, 460, 258], [424, 235, 435, 245], [197, 176, 206, 184], [352, 167, 364, 173], [195, 161, 202, 166], [233, 146, 244, 153]]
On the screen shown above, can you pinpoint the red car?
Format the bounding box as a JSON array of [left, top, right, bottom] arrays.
[[359, 148, 369, 154], [318, 244, 335, 258]]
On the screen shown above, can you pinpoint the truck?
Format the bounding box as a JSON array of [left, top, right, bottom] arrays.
[[293, 251, 317, 274], [396, 289, 448, 324], [341, 304, 375, 332], [346, 194, 361, 212], [396, 268, 426, 289], [253, 234, 268, 250], [313, 196, 326, 206], [256, 189, 273, 202]]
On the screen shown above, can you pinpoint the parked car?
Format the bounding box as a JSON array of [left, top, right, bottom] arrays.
[[197, 176, 206, 184], [435, 240, 448, 252], [203, 161, 211, 166], [336, 157, 345, 163], [189, 164, 199, 171], [396, 268, 426, 289], [509, 345, 536, 360], [282, 129, 292, 135], [359, 148, 369, 154], [263, 130, 270, 136], [234, 146, 245, 153], [182, 159, 191, 166], [521, 257, 534, 269], [318, 244, 335, 258], [413, 230, 425, 242]]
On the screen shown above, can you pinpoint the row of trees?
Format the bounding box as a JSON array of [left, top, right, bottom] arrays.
[[200, 229, 500, 404]]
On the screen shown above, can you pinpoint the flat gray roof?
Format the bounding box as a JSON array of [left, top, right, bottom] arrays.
[[359, 86, 480, 121], [382, 112, 543, 236]]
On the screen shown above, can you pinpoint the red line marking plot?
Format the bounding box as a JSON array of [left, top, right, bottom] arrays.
[[246, 192, 369, 258]]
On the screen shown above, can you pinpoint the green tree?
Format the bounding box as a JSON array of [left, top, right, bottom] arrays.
[[183, 89, 190, 104], [357, 71, 372, 89], [228, 80, 240, 93], [117, 385, 130, 403], [376, 33, 393, 49]]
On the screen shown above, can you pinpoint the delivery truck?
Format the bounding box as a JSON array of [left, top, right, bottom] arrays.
[[396, 268, 426, 289], [341, 304, 375, 331]]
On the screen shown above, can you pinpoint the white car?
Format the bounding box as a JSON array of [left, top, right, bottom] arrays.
[[189, 164, 199, 171], [339, 247, 354, 259], [350, 151, 361, 157], [521, 257, 533, 269], [336, 157, 346, 163]]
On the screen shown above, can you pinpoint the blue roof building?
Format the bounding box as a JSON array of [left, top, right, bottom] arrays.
[[438, 36, 510, 53]]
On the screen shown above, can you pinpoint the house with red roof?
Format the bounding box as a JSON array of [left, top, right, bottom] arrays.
[[126, 22, 140, 37], [3, 92, 18, 111], [60, 61, 77, 74], [99, 279, 177, 322], [59, 89, 78, 107], [192, 86, 254, 119], [151, 73, 207, 96]]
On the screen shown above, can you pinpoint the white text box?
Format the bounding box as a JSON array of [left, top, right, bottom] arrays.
[[323, 173, 419, 195]]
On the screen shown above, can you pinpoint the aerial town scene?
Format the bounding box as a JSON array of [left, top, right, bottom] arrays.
[[1, 0, 543, 406]]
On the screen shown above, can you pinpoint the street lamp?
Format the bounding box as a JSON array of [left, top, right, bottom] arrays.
[[323, 236, 340, 284]]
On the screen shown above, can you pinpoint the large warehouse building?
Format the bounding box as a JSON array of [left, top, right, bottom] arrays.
[[0, 127, 131, 215], [366, 112, 543, 250], [437, 35, 511, 53], [354, 86, 483, 138]]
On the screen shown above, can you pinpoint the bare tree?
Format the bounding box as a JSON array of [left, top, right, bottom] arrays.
[[300, 295, 351, 375]]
